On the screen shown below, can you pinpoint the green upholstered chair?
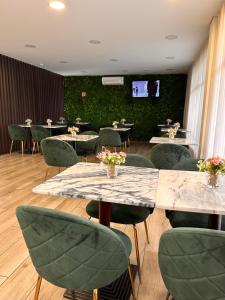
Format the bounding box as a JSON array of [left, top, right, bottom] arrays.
[[159, 228, 225, 300], [8, 124, 29, 155], [150, 143, 192, 170], [30, 125, 51, 154], [76, 131, 99, 161], [41, 139, 79, 180], [86, 154, 155, 280], [99, 128, 122, 151], [172, 158, 199, 171], [16, 205, 136, 300]]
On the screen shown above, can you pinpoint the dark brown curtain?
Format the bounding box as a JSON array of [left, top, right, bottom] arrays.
[[0, 54, 64, 154]]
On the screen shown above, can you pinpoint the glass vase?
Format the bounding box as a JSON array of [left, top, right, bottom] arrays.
[[71, 132, 76, 137], [107, 165, 117, 179], [207, 173, 218, 189], [169, 134, 175, 141]]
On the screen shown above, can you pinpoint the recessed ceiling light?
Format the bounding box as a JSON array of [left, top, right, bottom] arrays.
[[49, 1, 65, 10], [165, 56, 175, 59], [89, 40, 101, 45], [110, 58, 118, 62], [59, 60, 68, 64], [165, 35, 178, 40], [39, 63, 44, 66], [25, 44, 36, 48]]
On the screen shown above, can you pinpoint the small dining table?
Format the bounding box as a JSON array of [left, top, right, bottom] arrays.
[[149, 137, 197, 146], [19, 124, 67, 129], [100, 127, 131, 132], [47, 134, 99, 142]]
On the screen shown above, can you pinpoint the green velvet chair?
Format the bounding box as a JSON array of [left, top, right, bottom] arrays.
[[159, 228, 225, 300], [41, 139, 79, 180], [16, 205, 136, 300], [99, 128, 122, 151], [30, 125, 51, 154], [150, 143, 192, 170], [86, 154, 155, 281], [76, 131, 99, 161], [8, 124, 29, 155]]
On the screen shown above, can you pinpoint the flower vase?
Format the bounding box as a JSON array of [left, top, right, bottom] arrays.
[[207, 173, 218, 189], [114, 125, 117, 129], [71, 132, 76, 137], [48, 123, 51, 126], [107, 165, 117, 179], [27, 122, 31, 126], [169, 134, 175, 141]]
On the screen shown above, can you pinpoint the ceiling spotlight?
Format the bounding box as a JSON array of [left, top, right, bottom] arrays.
[[165, 56, 175, 59], [25, 44, 36, 48], [165, 35, 178, 40], [110, 58, 118, 62], [89, 40, 101, 45], [49, 1, 65, 10], [59, 60, 68, 63]]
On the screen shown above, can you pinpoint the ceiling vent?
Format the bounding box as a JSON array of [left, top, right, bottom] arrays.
[[102, 77, 124, 86]]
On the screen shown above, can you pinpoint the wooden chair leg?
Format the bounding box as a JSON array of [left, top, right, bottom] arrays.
[[93, 289, 98, 300], [58, 167, 61, 173], [9, 140, 13, 154], [44, 168, 49, 181], [37, 142, 40, 153], [133, 225, 141, 283], [128, 264, 136, 300], [33, 275, 42, 300], [21, 141, 24, 156], [32, 141, 36, 154], [144, 219, 150, 244]]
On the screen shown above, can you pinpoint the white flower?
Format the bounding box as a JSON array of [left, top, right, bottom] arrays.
[[68, 126, 79, 133], [76, 117, 81, 122], [47, 119, 52, 123], [121, 118, 126, 123], [25, 119, 32, 123], [59, 117, 65, 121], [112, 121, 119, 126]]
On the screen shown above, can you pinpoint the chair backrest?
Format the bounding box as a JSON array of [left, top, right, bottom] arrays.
[[159, 228, 225, 300], [30, 125, 51, 142], [173, 158, 199, 171], [76, 131, 99, 154], [124, 154, 155, 168], [99, 128, 121, 148], [8, 124, 28, 141], [150, 143, 192, 169], [41, 139, 79, 167], [16, 205, 129, 290]]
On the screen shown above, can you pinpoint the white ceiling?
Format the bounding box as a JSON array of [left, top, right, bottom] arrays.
[[0, 0, 224, 76]]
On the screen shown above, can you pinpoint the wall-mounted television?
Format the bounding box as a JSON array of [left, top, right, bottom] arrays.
[[132, 80, 160, 99]]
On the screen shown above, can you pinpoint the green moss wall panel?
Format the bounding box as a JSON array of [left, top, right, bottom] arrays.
[[64, 75, 187, 141]]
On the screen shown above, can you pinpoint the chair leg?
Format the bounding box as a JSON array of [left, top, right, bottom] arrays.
[[128, 264, 136, 300], [144, 219, 150, 244], [33, 275, 42, 300], [21, 141, 24, 156], [9, 140, 13, 154], [58, 167, 61, 173], [44, 168, 49, 181], [37, 142, 40, 153], [32, 141, 36, 155], [93, 289, 98, 300], [133, 225, 141, 283]]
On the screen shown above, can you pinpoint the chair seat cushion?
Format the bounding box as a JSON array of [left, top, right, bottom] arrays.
[[111, 228, 132, 256], [86, 201, 153, 225]]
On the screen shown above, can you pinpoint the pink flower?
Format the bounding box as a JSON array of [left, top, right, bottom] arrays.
[[207, 157, 225, 166]]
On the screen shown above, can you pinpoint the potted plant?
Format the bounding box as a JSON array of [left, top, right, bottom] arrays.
[[46, 119, 52, 126], [97, 150, 126, 178], [68, 126, 79, 137], [197, 157, 225, 188], [25, 118, 32, 126], [166, 118, 172, 125]]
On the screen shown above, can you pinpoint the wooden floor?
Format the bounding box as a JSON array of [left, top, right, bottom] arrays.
[[0, 142, 171, 300]]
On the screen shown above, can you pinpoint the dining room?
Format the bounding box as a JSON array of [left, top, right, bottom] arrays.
[[1, 1, 225, 300]]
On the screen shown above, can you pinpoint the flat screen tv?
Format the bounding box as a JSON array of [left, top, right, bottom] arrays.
[[132, 80, 160, 99]]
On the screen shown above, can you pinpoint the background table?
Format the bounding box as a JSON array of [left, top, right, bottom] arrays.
[[100, 127, 131, 132], [149, 137, 197, 146], [156, 169, 225, 229], [47, 134, 99, 142]]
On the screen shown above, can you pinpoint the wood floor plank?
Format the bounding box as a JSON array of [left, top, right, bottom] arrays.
[[0, 142, 170, 299]]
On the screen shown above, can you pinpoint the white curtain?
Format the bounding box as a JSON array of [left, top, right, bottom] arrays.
[[183, 45, 208, 157]]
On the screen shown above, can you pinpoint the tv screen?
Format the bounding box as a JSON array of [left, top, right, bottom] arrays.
[[132, 80, 160, 99]]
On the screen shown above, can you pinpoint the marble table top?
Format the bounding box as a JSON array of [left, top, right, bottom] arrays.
[[74, 122, 90, 125], [47, 134, 99, 142], [160, 128, 190, 133], [149, 137, 197, 146], [156, 170, 225, 215], [33, 163, 158, 208], [19, 124, 67, 129], [100, 127, 131, 132]]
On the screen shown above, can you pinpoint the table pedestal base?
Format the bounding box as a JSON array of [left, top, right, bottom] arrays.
[[63, 264, 137, 300]]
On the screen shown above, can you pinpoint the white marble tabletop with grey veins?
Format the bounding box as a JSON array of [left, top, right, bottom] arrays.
[[33, 163, 158, 208], [47, 134, 99, 142], [149, 137, 197, 146], [156, 170, 225, 215]]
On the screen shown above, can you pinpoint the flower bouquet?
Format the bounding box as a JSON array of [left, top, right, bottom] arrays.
[[166, 118, 172, 125], [68, 126, 79, 137], [174, 122, 180, 130], [167, 128, 177, 140], [46, 118, 52, 126], [112, 121, 119, 129], [197, 157, 225, 188], [97, 150, 126, 178], [25, 118, 32, 126], [120, 118, 126, 124], [75, 117, 81, 124], [59, 116, 65, 124]]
